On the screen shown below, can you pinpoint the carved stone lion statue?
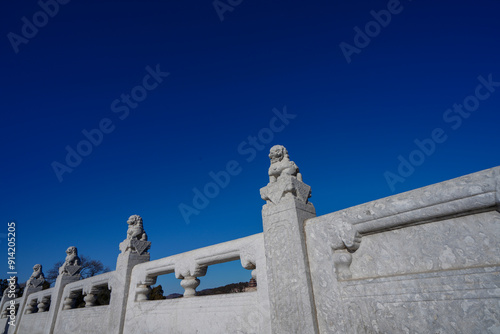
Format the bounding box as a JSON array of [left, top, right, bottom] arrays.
[[26, 264, 45, 288], [126, 215, 148, 241], [268, 145, 302, 183], [260, 145, 312, 205], [119, 215, 150, 255], [59, 246, 81, 276]]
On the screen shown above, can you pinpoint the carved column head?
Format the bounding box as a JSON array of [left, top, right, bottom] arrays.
[[58, 246, 82, 277], [26, 264, 46, 288], [119, 214, 151, 255], [267, 145, 302, 181], [260, 145, 311, 206]]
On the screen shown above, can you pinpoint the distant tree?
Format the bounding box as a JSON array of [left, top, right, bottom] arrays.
[[45, 262, 63, 285], [196, 282, 249, 296], [45, 255, 111, 286], [0, 279, 8, 295], [0, 278, 24, 297], [79, 257, 110, 278], [74, 287, 111, 308], [0, 278, 10, 298], [150, 285, 166, 300]]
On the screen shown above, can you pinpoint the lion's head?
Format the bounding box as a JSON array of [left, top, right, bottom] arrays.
[[127, 214, 143, 226], [66, 246, 77, 256], [33, 264, 42, 272], [269, 145, 289, 164]]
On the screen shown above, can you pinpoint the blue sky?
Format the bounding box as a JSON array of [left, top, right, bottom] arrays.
[[1, 0, 499, 293]]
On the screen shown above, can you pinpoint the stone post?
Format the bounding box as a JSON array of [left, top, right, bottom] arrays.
[[107, 214, 151, 334], [260, 145, 319, 334], [13, 264, 46, 334], [44, 247, 82, 334]]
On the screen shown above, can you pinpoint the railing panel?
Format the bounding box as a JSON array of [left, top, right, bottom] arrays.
[[306, 167, 500, 334], [53, 307, 110, 334], [124, 233, 271, 334]]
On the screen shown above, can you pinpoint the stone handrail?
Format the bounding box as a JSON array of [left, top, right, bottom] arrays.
[[0, 296, 22, 318], [306, 166, 500, 236], [303, 167, 500, 284], [130, 233, 262, 300], [60, 272, 114, 309], [23, 288, 54, 314], [303, 166, 500, 334]]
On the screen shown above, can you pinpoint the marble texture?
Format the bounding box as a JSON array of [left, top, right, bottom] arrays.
[[54, 307, 110, 334], [350, 212, 500, 278], [306, 166, 500, 334], [16, 311, 50, 334], [260, 145, 318, 334]]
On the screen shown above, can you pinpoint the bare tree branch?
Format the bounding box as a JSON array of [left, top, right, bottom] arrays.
[[45, 256, 110, 286]]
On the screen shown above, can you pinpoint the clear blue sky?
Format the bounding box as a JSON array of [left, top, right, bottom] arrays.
[[1, 0, 499, 293]]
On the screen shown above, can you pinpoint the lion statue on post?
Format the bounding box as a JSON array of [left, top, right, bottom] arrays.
[[268, 145, 302, 183], [119, 214, 151, 255], [126, 214, 148, 241], [26, 264, 45, 288], [260, 145, 312, 205], [59, 246, 82, 276]]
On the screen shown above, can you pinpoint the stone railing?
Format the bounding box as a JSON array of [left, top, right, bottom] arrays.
[[129, 233, 262, 300], [1, 146, 498, 334], [8, 289, 53, 334], [23, 289, 53, 314], [305, 166, 500, 334], [0, 297, 21, 319], [123, 233, 270, 334], [59, 272, 113, 310], [51, 272, 114, 334]]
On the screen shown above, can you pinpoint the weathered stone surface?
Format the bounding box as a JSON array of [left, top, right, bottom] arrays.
[[108, 251, 149, 334], [261, 145, 318, 334], [15, 311, 49, 334], [312, 166, 500, 235], [54, 307, 110, 334], [350, 212, 500, 278], [43, 275, 80, 334], [130, 239, 150, 256], [306, 166, 500, 334]]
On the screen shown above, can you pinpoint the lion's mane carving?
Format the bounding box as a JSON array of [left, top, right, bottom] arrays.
[[268, 145, 302, 183]]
